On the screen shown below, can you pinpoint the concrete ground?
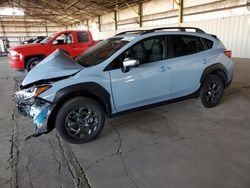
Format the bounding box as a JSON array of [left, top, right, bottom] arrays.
[[0, 57, 250, 188]]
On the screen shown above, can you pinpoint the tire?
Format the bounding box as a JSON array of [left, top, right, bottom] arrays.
[[55, 97, 105, 144], [26, 57, 43, 71], [199, 74, 224, 108]]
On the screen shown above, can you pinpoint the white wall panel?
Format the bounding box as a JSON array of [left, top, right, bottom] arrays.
[[101, 13, 114, 24], [143, 0, 174, 15], [96, 0, 250, 58], [118, 5, 138, 20], [181, 15, 250, 58], [99, 14, 250, 58], [143, 17, 178, 27], [118, 23, 139, 30], [99, 30, 116, 39], [184, 0, 219, 7]]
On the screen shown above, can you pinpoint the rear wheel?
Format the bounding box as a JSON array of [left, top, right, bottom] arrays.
[[55, 97, 105, 144], [26, 57, 43, 71], [199, 74, 224, 108]]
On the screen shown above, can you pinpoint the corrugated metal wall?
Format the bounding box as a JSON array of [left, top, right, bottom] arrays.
[[141, 14, 250, 58], [97, 14, 250, 58], [181, 15, 250, 58]]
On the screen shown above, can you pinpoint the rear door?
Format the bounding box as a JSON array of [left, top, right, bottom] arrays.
[[109, 35, 171, 112], [168, 34, 208, 98]]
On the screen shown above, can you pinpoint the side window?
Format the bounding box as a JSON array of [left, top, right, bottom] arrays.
[[77, 32, 89, 43], [171, 35, 204, 58], [52, 33, 73, 45], [144, 37, 165, 62], [126, 36, 165, 64], [129, 43, 145, 64], [107, 36, 166, 70], [203, 38, 214, 49], [143, 38, 154, 50]]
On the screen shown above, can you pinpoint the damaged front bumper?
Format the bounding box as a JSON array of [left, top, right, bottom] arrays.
[[15, 92, 53, 140]]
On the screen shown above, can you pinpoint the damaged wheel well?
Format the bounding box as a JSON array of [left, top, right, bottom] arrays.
[[47, 84, 111, 133]]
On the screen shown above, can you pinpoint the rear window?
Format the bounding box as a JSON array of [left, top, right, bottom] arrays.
[[171, 35, 205, 58], [203, 38, 214, 49], [214, 36, 225, 49], [77, 32, 89, 43]]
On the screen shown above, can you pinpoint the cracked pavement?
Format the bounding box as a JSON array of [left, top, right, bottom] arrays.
[[1, 57, 250, 188]]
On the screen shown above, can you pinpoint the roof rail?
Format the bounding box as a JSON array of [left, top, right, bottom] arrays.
[[115, 30, 148, 36], [114, 27, 205, 36], [142, 27, 205, 34]]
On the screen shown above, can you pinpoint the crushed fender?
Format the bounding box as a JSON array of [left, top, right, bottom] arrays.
[[15, 92, 52, 140]]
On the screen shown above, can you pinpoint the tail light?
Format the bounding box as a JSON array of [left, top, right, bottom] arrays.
[[224, 50, 232, 58]]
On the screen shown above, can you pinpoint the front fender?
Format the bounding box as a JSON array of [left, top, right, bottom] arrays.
[[46, 82, 112, 133], [53, 82, 112, 116]]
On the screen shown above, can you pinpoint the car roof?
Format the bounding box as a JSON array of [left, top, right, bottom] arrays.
[[112, 27, 217, 44]]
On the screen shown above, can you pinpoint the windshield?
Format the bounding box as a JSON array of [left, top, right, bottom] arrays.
[[40, 33, 56, 44], [75, 37, 131, 67]]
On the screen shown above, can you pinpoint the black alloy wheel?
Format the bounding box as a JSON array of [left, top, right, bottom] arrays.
[[200, 74, 224, 108], [56, 97, 105, 144], [65, 107, 99, 138]]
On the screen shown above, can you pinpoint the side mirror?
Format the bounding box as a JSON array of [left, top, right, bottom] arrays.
[[122, 58, 139, 73]]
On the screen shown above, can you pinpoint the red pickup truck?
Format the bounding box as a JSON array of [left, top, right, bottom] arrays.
[[9, 30, 98, 71]]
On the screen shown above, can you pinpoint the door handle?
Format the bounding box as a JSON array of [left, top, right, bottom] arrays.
[[71, 46, 77, 48]]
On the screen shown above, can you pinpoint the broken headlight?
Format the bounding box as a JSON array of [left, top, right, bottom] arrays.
[[15, 85, 51, 100]]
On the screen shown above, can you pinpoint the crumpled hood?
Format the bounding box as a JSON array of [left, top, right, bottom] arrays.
[[22, 49, 83, 86]]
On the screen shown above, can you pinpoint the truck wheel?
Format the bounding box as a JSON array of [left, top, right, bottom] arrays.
[[199, 74, 224, 108], [26, 57, 43, 71], [55, 97, 105, 144]]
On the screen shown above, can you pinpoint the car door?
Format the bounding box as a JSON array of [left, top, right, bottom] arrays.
[[74, 31, 94, 57], [168, 34, 208, 98], [48, 32, 75, 57], [108, 36, 171, 112]]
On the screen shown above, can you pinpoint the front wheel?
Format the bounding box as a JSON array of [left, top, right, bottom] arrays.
[[199, 74, 224, 108], [55, 97, 105, 144], [26, 57, 44, 71]]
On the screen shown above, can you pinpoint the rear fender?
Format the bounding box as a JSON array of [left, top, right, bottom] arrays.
[[200, 63, 228, 87]]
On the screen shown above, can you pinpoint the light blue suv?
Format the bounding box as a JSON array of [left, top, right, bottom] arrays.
[[15, 27, 233, 144]]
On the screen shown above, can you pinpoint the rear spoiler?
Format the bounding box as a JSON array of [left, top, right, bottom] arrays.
[[210, 34, 219, 39]]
